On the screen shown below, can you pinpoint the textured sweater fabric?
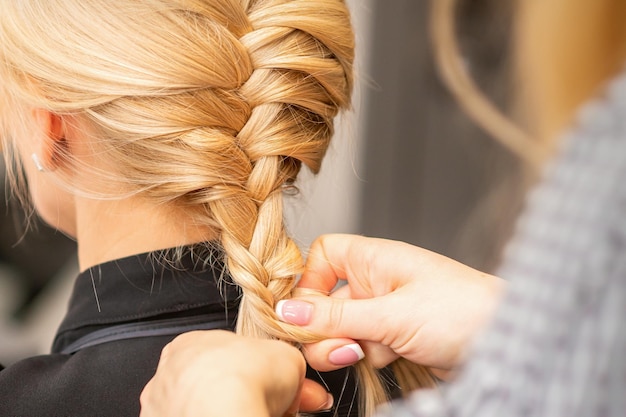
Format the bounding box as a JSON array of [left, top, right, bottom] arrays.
[[378, 73, 626, 417]]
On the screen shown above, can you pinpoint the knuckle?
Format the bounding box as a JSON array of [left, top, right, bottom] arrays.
[[325, 299, 346, 335], [138, 384, 150, 408]]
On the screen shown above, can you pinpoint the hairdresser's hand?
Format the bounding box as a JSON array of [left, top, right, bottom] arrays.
[[276, 234, 505, 379], [140, 330, 333, 417]]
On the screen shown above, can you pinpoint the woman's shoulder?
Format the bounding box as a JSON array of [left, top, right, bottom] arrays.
[[0, 335, 170, 417]]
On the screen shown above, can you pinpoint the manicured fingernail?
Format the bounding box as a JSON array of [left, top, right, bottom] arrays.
[[275, 300, 313, 326], [328, 343, 365, 366], [321, 393, 334, 411]]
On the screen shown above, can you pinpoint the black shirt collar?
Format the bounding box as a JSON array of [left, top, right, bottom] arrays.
[[52, 246, 241, 352]]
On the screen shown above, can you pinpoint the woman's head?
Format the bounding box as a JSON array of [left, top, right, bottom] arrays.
[[1, 0, 354, 335]]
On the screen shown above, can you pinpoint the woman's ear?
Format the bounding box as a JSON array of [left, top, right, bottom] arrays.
[[31, 109, 67, 171]]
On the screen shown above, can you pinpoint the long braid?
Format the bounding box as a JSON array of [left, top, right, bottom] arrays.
[[203, 0, 353, 341]]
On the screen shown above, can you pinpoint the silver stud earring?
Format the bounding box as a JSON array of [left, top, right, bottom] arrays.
[[31, 153, 45, 172]]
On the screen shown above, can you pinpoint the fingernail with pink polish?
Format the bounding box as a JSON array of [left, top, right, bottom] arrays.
[[328, 343, 365, 366], [275, 300, 313, 326]]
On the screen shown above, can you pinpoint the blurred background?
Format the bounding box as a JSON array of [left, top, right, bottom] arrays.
[[0, 0, 525, 365]]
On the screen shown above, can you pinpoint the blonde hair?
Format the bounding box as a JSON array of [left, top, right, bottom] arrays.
[[515, 0, 626, 142], [430, 0, 546, 168], [0, 0, 434, 415], [431, 0, 626, 166]]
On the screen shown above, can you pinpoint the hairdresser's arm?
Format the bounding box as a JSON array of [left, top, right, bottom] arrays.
[[276, 234, 505, 378], [139, 330, 331, 417]]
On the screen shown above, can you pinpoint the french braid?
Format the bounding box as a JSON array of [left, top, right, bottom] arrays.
[[215, 0, 355, 339]]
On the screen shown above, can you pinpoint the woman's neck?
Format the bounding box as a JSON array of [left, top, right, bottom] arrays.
[[74, 196, 217, 271]]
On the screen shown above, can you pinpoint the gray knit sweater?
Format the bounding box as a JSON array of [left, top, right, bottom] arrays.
[[379, 73, 626, 416]]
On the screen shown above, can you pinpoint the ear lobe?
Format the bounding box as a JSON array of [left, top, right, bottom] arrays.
[[32, 109, 67, 171]]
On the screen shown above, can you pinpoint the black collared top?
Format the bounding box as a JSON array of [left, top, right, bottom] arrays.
[[0, 247, 359, 417]]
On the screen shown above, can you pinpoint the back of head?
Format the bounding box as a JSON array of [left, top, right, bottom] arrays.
[[0, 0, 353, 336]]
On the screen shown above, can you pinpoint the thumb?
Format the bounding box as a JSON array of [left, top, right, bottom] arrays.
[[276, 295, 399, 370], [297, 379, 335, 413], [276, 295, 387, 342]]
